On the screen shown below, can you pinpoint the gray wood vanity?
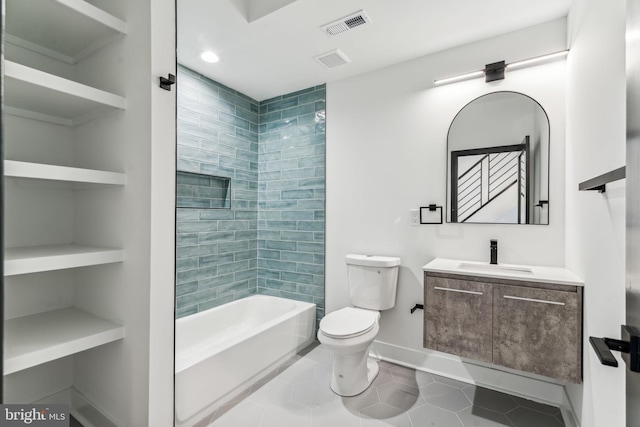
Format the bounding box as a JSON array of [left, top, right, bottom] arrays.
[[423, 259, 583, 383]]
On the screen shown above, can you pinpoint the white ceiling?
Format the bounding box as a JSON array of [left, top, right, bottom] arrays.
[[177, 0, 572, 101]]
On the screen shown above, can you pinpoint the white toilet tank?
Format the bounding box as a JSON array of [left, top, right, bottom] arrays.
[[346, 254, 401, 310]]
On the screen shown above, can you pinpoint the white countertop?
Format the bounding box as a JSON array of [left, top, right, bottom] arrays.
[[422, 258, 584, 286]]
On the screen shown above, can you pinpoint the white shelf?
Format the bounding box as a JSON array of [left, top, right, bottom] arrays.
[[4, 244, 124, 276], [4, 307, 125, 375], [4, 61, 127, 126], [4, 160, 126, 185], [6, 0, 127, 64]]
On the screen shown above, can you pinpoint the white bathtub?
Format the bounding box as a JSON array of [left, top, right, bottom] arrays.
[[175, 295, 316, 426]]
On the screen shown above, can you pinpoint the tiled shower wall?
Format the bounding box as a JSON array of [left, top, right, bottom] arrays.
[[257, 87, 327, 323], [175, 65, 259, 318], [176, 65, 326, 322]]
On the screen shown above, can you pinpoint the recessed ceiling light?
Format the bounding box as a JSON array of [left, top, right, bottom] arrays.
[[200, 51, 220, 63]]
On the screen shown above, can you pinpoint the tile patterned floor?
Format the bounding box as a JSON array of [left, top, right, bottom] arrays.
[[199, 343, 565, 427]]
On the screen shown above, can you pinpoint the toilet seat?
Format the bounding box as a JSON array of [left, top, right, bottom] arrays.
[[319, 307, 378, 339]]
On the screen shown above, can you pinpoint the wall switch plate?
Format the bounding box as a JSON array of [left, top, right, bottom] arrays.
[[410, 209, 420, 226]]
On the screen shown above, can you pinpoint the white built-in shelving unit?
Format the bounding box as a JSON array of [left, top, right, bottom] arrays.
[[3, 0, 130, 424], [4, 307, 125, 375]]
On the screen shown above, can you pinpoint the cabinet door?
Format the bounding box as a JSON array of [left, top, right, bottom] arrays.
[[493, 284, 581, 383], [424, 275, 493, 363]]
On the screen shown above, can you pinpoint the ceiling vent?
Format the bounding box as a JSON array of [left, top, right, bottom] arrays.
[[315, 49, 351, 69], [321, 10, 371, 36]]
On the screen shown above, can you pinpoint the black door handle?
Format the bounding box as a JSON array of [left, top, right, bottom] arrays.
[[589, 325, 640, 372]]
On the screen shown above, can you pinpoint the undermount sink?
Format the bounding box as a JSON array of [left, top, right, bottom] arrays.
[[457, 262, 533, 274]]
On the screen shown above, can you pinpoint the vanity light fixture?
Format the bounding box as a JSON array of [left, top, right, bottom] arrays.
[[434, 49, 569, 86], [200, 50, 220, 63]]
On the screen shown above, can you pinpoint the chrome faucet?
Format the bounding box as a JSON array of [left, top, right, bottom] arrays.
[[490, 240, 498, 265]]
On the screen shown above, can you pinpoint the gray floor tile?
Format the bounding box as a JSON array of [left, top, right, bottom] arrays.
[[342, 385, 381, 411], [276, 358, 318, 385], [457, 406, 513, 427], [311, 400, 362, 427], [376, 380, 425, 411], [510, 396, 562, 416], [360, 403, 414, 427], [506, 407, 564, 427], [388, 363, 421, 386], [199, 344, 566, 427], [408, 402, 465, 427], [247, 378, 293, 407], [371, 365, 395, 387], [463, 386, 519, 414], [260, 400, 312, 427], [415, 370, 437, 387], [292, 379, 338, 408], [420, 381, 472, 412]]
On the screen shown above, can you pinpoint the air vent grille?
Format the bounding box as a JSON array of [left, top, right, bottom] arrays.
[[315, 49, 351, 69], [321, 10, 371, 37]]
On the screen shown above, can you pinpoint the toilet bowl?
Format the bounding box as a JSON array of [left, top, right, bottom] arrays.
[[318, 254, 401, 397], [318, 307, 381, 396]]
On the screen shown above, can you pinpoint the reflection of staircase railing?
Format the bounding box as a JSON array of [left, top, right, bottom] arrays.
[[457, 150, 524, 222]]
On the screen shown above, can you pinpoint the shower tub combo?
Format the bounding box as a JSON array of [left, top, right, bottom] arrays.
[[175, 295, 316, 426]]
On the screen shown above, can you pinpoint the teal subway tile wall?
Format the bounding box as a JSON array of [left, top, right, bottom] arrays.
[[176, 64, 326, 323]]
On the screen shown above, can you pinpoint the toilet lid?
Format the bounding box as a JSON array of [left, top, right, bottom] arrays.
[[320, 307, 377, 338]]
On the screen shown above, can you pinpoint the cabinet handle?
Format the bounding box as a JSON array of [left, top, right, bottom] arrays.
[[503, 295, 565, 306], [434, 286, 483, 295]]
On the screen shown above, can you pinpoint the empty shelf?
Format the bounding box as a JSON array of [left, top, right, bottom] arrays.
[[4, 245, 124, 276], [4, 160, 126, 185], [4, 61, 126, 126], [6, 0, 127, 63], [4, 307, 125, 375]]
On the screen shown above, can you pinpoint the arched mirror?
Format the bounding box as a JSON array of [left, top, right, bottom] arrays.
[[447, 91, 550, 224]]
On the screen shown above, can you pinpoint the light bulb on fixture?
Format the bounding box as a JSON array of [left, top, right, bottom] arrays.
[[433, 50, 569, 86], [200, 51, 220, 63]]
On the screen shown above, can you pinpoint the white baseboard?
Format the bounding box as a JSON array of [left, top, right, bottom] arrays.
[[370, 339, 580, 426], [36, 388, 119, 427]]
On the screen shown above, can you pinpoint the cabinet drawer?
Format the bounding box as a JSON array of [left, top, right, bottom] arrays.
[[425, 276, 493, 363], [493, 284, 581, 383]]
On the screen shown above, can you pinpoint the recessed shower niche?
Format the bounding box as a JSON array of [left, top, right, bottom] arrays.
[[177, 172, 231, 209]]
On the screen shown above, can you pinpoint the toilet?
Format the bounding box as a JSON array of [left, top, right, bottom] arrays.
[[318, 254, 401, 396]]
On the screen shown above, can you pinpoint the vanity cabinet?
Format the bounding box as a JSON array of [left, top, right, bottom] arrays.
[[424, 271, 583, 383], [493, 284, 581, 383], [424, 276, 493, 363]]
